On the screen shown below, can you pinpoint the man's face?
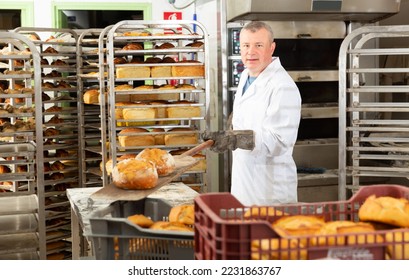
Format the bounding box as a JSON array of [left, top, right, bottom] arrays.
[[240, 28, 275, 77]]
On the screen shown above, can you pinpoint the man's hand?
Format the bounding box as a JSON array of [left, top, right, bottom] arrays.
[[201, 130, 254, 153]]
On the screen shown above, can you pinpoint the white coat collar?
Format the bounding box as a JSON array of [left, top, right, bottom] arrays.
[[236, 57, 280, 101]]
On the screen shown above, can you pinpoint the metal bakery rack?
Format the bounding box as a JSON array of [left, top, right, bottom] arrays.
[[9, 27, 80, 259], [0, 31, 43, 259], [101, 20, 211, 193], [77, 28, 109, 189], [339, 25, 409, 200]]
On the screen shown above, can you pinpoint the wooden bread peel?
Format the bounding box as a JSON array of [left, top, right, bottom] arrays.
[[90, 140, 214, 201]]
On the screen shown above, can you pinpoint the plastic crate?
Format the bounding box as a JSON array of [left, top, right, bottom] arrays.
[[88, 198, 194, 260], [194, 184, 409, 260]]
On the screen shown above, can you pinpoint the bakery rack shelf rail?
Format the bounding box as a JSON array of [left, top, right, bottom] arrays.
[[103, 20, 210, 193], [77, 28, 109, 190], [0, 31, 44, 259], [338, 25, 409, 200], [12, 27, 80, 260]]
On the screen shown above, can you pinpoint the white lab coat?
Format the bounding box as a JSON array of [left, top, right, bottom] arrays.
[[231, 57, 301, 206]]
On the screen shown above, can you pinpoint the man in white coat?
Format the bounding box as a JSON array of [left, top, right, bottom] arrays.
[[231, 21, 301, 206]]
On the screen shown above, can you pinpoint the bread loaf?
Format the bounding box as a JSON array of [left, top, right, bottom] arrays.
[[170, 149, 206, 171], [171, 61, 204, 77], [164, 127, 198, 146], [122, 103, 156, 126], [112, 158, 158, 190], [83, 89, 100, 104], [155, 42, 175, 49], [151, 66, 172, 78], [272, 215, 325, 242], [118, 127, 155, 147], [169, 204, 194, 225], [152, 128, 165, 145], [167, 100, 201, 119], [122, 43, 144, 50], [115, 102, 134, 126], [116, 66, 150, 78], [358, 195, 409, 227], [136, 148, 175, 176], [127, 214, 154, 228]]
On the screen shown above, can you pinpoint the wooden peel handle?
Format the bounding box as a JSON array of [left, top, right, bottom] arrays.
[[180, 139, 214, 157]]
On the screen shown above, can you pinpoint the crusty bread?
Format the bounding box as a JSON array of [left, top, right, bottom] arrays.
[[152, 128, 165, 145], [151, 66, 172, 78], [114, 57, 127, 64], [186, 41, 204, 48], [171, 61, 204, 77], [116, 66, 150, 78], [136, 148, 175, 176], [155, 42, 175, 49], [122, 43, 144, 50], [337, 222, 383, 245], [103, 154, 136, 176], [358, 195, 409, 227], [170, 149, 206, 171], [115, 102, 134, 126], [272, 215, 325, 239], [168, 204, 194, 225], [83, 89, 100, 104], [112, 158, 158, 190], [122, 103, 156, 126], [127, 214, 154, 228], [118, 127, 155, 147], [312, 220, 361, 246], [167, 100, 201, 119], [164, 127, 198, 146]]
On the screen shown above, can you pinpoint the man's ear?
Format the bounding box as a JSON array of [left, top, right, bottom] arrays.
[[271, 42, 276, 55]]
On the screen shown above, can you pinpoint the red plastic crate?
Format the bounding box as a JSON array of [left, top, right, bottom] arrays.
[[194, 184, 409, 260]]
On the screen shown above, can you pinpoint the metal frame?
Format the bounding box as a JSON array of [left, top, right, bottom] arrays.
[[102, 20, 211, 192], [339, 25, 409, 200]]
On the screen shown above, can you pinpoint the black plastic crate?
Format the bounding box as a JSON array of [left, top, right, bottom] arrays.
[[88, 198, 194, 260]]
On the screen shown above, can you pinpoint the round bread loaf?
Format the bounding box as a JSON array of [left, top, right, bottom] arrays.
[[112, 158, 158, 190], [136, 148, 175, 176], [122, 43, 144, 50], [155, 42, 175, 49]]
